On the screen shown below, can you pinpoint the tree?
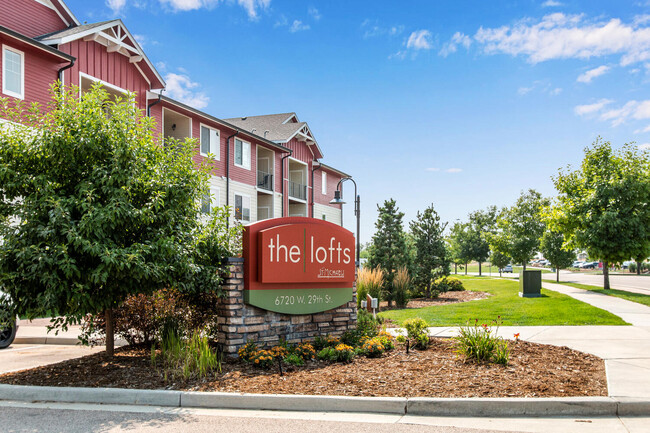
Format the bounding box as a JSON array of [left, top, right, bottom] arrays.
[[489, 249, 510, 277], [0, 85, 234, 356], [551, 139, 650, 289], [409, 204, 449, 292], [466, 206, 497, 276], [447, 221, 473, 275], [539, 230, 575, 282], [492, 190, 549, 270], [367, 199, 409, 306]]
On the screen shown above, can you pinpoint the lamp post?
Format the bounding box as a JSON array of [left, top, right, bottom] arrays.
[[330, 178, 360, 268]]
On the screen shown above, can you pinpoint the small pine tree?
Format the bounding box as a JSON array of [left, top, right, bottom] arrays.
[[367, 199, 408, 306], [410, 204, 449, 292]]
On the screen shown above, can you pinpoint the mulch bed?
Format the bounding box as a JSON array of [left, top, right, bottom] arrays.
[[0, 339, 607, 398], [379, 291, 490, 311]]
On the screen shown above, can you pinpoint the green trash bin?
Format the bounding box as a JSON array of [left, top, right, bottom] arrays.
[[519, 270, 542, 298]]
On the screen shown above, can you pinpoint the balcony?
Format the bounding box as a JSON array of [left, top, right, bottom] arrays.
[[288, 181, 307, 201], [257, 170, 273, 191]]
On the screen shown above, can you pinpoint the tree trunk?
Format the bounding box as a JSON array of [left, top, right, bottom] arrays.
[[454, 263, 457, 274], [556, 267, 560, 283], [478, 262, 482, 276], [638, 261, 642, 275], [523, 262, 526, 271], [105, 308, 114, 357], [465, 262, 467, 275], [603, 261, 610, 290]]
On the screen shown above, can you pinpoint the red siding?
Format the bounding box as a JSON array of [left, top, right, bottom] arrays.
[[313, 167, 344, 208], [0, 35, 64, 109], [59, 39, 151, 109], [0, 0, 69, 38]]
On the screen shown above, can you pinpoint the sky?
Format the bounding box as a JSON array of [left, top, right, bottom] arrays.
[[65, 0, 650, 243]]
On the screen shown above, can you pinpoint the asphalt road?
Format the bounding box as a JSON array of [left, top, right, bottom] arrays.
[[1, 401, 648, 433]]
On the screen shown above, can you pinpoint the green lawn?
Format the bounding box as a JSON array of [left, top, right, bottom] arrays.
[[380, 276, 629, 326], [450, 264, 552, 275], [560, 282, 650, 308]]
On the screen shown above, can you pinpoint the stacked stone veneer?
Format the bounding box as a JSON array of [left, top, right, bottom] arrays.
[[217, 258, 357, 355]]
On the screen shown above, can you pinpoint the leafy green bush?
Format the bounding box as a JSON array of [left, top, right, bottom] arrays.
[[238, 340, 258, 362], [283, 353, 305, 367], [454, 318, 509, 365], [250, 349, 275, 369], [313, 335, 341, 351], [376, 330, 395, 350], [430, 276, 465, 293], [403, 317, 430, 349], [294, 343, 316, 360], [317, 343, 356, 363]]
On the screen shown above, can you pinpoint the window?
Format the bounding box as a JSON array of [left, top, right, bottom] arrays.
[[322, 214, 327, 221], [200, 187, 219, 214], [200, 125, 220, 159], [2, 46, 24, 99], [234, 138, 251, 169], [321, 171, 327, 195], [235, 194, 251, 221]]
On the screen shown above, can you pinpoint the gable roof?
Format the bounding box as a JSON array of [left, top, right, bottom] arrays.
[[225, 112, 324, 159], [0, 25, 75, 62], [48, 0, 80, 26], [36, 19, 165, 89]]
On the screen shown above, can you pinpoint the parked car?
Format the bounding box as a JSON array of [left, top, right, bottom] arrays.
[[0, 291, 18, 349], [580, 261, 599, 269], [502, 265, 513, 273], [572, 261, 582, 268]]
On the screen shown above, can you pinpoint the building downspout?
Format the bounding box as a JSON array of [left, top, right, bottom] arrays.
[[226, 131, 239, 228], [281, 150, 293, 217], [57, 58, 75, 94], [147, 90, 163, 117], [311, 160, 323, 219]]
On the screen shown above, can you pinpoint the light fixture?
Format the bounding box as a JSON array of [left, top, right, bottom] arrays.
[[330, 178, 360, 268], [171, 123, 176, 131]]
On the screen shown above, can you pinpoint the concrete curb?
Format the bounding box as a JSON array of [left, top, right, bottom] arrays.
[[0, 384, 648, 417], [14, 337, 80, 346]]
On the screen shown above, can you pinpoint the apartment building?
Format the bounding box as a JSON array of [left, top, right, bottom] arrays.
[[0, 0, 348, 225]]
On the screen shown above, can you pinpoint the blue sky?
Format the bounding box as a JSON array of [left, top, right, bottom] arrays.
[[67, 0, 650, 243]]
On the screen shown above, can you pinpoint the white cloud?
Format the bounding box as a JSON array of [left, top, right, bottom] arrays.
[[474, 13, 650, 65], [517, 80, 561, 96], [550, 87, 562, 95], [634, 124, 650, 133], [159, 0, 270, 19], [164, 73, 209, 109], [542, 0, 563, 7], [639, 143, 650, 149], [574, 98, 613, 116], [156, 61, 167, 71], [577, 65, 611, 83], [133, 34, 147, 46], [290, 20, 310, 33], [361, 20, 403, 39], [446, 168, 462, 173], [439, 32, 471, 57], [308, 7, 321, 21], [106, 0, 126, 14], [575, 99, 650, 126], [518, 86, 534, 95], [425, 167, 440, 172], [406, 30, 433, 50]]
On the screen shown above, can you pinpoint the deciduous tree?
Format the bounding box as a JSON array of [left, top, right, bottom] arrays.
[[551, 138, 650, 289], [539, 230, 575, 282], [0, 85, 236, 356]]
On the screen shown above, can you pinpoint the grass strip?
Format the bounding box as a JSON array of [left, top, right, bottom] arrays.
[[559, 282, 650, 308], [380, 276, 629, 327]]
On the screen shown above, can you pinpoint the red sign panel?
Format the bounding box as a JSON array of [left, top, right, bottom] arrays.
[[243, 217, 356, 314]]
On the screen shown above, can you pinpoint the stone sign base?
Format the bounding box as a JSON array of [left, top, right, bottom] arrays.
[[216, 258, 358, 356]]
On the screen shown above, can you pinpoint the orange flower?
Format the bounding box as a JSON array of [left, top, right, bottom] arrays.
[[514, 333, 520, 341]]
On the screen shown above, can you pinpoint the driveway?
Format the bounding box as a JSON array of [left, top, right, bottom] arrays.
[[0, 344, 103, 375]]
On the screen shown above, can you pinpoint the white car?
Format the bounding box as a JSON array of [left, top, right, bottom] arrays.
[[0, 291, 18, 349]]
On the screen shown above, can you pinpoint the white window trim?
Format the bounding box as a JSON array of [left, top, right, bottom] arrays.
[[234, 138, 251, 170], [201, 186, 220, 214], [79, 72, 128, 97], [2, 45, 25, 100], [234, 193, 252, 222], [321, 171, 327, 195], [199, 123, 220, 160]]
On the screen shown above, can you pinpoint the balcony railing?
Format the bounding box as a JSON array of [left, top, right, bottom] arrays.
[[257, 170, 273, 191], [288, 181, 307, 201]]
